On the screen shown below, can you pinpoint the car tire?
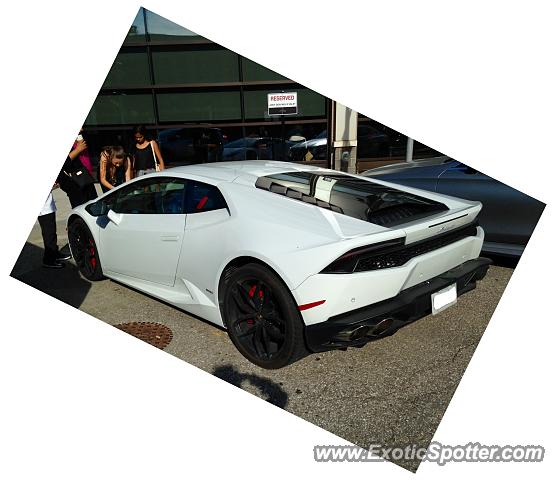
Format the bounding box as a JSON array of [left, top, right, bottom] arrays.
[[68, 217, 104, 281], [222, 263, 307, 369]]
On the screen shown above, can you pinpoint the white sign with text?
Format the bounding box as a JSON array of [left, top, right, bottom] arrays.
[[268, 92, 298, 115]]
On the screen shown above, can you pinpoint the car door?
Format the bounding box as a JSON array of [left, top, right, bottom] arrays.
[[99, 177, 187, 286], [436, 162, 544, 247], [177, 180, 231, 297]]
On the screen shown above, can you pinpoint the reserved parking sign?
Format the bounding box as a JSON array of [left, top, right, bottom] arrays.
[[268, 92, 298, 115]]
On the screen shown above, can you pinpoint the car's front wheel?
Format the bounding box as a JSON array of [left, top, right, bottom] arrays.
[[222, 263, 307, 369], [68, 218, 104, 281]]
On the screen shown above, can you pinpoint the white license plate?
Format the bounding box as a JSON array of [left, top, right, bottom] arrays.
[[431, 283, 457, 315]]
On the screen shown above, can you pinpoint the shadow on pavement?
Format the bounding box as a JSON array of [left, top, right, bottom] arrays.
[[213, 364, 289, 409], [10, 242, 92, 309]]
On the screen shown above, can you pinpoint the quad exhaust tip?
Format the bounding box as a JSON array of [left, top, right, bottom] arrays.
[[335, 317, 396, 343], [368, 317, 395, 337], [349, 325, 370, 341]]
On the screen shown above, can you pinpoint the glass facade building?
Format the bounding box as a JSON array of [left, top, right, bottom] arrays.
[[83, 8, 442, 169]]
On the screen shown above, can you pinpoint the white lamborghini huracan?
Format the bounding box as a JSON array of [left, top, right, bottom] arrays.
[[67, 161, 490, 368]]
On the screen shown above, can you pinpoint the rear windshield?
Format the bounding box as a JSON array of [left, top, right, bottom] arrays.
[[256, 171, 448, 227]]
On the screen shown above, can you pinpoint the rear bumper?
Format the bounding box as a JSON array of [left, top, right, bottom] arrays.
[[304, 257, 491, 352]]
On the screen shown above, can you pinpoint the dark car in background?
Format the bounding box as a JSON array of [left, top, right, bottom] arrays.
[[222, 136, 306, 161], [289, 125, 403, 162], [158, 127, 225, 165], [363, 158, 545, 257], [288, 130, 328, 161], [222, 137, 288, 161]]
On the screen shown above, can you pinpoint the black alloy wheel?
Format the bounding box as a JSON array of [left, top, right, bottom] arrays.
[[68, 218, 104, 281], [222, 263, 307, 369]]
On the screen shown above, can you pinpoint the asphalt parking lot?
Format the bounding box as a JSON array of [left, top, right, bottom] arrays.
[[11, 187, 514, 472]]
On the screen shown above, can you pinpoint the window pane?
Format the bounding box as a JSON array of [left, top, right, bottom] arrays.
[[296, 90, 326, 117], [287, 125, 328, 162], [357, 117, 407, 160], [412, 141, 444, 160], [114, 178, 186, 214], [146, 11, 208, 42], [256, 172, 447, 225], [223, 136, 283, 161], [158, 126, 226, 164], [242, 58, 288, 82], [244, 89, 325, 120], [186, 181, 227, 213], [103, 51, 151, 87], [356, 124, 392, 158], [85, 94, 155, 125], [152, 50, 239, 84], [124, 9, 146, 44], [113, 182, 152, 214], [157, 91, 241, 122], [158, 180, 186, 214], [79, 129, 135, 159], [225, 123, 326, 162]]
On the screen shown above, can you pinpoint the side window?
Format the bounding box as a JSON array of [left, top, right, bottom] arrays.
[[185, 180, 227, 214], [112, 178, 186, 214]]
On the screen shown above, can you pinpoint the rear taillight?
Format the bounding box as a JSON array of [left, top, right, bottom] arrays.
[[321, 238, 405, 274], [321, 222, 478, 274]]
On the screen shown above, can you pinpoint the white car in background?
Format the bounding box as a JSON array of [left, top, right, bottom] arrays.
[[67, 161, 490, 369]]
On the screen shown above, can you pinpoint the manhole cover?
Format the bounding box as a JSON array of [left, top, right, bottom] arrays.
[[114, 322, 173, 350]]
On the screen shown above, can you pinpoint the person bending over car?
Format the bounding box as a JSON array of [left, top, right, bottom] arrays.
[[98, 146, 133, 193]]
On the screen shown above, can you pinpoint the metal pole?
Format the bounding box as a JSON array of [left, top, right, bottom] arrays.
[[406, 138, 414, 162]]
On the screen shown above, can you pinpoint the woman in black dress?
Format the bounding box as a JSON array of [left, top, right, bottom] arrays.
[[132, 125, 165, 177], [99, 146, 132, 193]]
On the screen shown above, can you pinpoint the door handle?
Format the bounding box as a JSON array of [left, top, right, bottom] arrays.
[[160, 235, 179, 242]]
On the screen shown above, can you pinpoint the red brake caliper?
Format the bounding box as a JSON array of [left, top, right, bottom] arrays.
[[247, 285, 257, 325], [88, 240, 96, 268]]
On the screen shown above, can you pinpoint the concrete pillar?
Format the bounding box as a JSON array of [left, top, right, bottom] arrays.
[[330, 101, 358, 173]]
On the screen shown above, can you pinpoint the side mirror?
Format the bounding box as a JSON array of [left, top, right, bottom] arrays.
[[107, 209, 122, 226], [85, 200, 109, 217]]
